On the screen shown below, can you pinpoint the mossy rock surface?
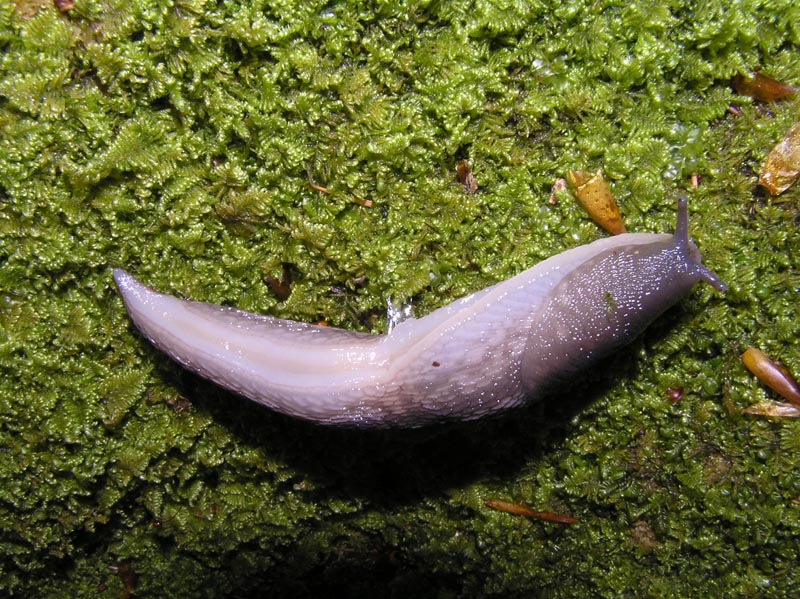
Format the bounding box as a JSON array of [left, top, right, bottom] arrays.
[[1, 0, 800, 596]]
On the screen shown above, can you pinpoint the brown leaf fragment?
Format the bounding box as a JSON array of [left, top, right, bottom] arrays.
[[741, 347, 800, 408], [484, 499, 578, 524], [549, 178, 567, 204], [758, 122, 800, 195], [265, 265, 292, 301], [666, 386, 684, 404], [309, 182, 372, 207], [566, 169, 625, 234], [455, 159, 478, 194], [350, 194, 373, 207], [108, 563, 137, 599], [733, 72, 797, 103], [308, 183, 329, 193], [631, 520, 659, 552], [743, 402, 800, 418]]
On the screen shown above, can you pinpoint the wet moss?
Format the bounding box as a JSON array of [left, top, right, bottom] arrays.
[[1, 0, 800, 596]]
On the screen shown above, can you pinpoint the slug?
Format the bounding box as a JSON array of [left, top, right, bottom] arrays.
[[114, 197, 725, 427]]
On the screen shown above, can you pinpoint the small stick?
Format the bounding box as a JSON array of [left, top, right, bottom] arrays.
[[484, 499, 578, 524]]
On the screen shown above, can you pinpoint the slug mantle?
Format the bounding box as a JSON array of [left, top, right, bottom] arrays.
[[114, 198, 725, 427]]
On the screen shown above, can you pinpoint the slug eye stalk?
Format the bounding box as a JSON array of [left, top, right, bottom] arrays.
[[673, 196, 726, 294]]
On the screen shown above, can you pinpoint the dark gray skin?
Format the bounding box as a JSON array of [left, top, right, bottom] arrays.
[[115, 197, 725, 427]]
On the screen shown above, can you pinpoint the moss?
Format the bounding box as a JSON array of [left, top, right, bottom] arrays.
[[2, 0, 800, 596]]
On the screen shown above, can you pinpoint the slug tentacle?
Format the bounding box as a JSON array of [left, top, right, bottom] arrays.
[[674, 196, 691, 251], [672, 196, 727, 294], [115, 199, 725, 427]]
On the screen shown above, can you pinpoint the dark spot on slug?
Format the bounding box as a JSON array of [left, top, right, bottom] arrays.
[[432, 361, 440, 367]]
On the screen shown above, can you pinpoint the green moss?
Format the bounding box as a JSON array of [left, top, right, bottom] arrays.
[[2, 0, 800, 596]]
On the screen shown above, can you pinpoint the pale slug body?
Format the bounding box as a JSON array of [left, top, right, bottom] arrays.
[[114, 198, 725, 427]]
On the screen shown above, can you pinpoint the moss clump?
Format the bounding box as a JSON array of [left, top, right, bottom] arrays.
[[1, 0, 800, 596]]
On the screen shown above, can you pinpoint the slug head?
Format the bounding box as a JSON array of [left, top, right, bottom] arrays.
[[520, 197, 725, 393], [599, 195, 726, 324]]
